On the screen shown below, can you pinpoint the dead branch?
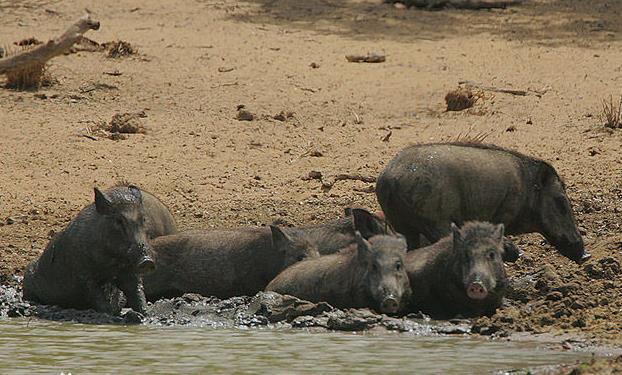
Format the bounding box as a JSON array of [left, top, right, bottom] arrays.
[[0, 14, 100, 75], [459, 80, 530, 96], [346, 52, 386, 63], [322, 173, 377, 189]]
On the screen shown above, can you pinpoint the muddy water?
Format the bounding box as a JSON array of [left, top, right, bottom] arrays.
[[0, 320, 590, 374]]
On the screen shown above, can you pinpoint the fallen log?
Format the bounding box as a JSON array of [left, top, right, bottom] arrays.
[[0, 14, 100, 75]]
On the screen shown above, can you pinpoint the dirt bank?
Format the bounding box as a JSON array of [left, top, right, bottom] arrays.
[[1, 0, 621, 345]]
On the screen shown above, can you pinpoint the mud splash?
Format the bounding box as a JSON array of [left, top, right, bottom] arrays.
[[1, 282, 470, 334]]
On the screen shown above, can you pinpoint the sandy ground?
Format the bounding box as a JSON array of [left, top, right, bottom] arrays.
[[1, 0, 621, 346]]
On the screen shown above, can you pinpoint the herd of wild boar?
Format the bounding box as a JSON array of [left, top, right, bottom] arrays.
[[23, 142, 589, 319]]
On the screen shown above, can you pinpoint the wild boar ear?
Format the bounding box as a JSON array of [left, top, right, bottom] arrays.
[[352, 208, 393, 238], [493, 224, 505, 243], [537, 162, 557, 190], [396, 233, 408, 254], [128, 185, 143, 203], [355, 230, 372, 260], [450, 222, 462, 248], [270, 225, 293, 252], [94, 188, 114, 215]]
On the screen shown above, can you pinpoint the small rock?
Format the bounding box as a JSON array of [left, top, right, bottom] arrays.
[[237, 109, 254, 121], [248, 292, 333, 323], [572, 316, 587, 328], [326, 309, 380, 331], [273, 111, 294, 121], [545, 291, 563, 301], [304, 171, 323, 180], [108, 132, 128, 141], [122, 310, 144, 324]]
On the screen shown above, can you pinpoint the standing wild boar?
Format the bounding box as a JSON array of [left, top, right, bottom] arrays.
[[376, 142, 587, 262], [23, 185, 156, 315], [288, 207, 392, 255], [405, 221, 507, 318], [265, 232, 412, 315], [143, 226, 320, 300]]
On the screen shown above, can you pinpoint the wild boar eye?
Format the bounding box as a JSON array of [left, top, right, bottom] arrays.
[[371, 263, 379, 272], [396, 261, 402, 271], [487, 251, 496, 261]]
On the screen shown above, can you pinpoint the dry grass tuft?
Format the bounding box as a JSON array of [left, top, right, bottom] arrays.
[[445, 87, 482, 111], [104, 40, 136, 58], [600, 95, 622, 129], [2, 44, 55, 90], [454, 131, 491, 144], [5, 63, 48, 90], [107, 112, 147, 134]]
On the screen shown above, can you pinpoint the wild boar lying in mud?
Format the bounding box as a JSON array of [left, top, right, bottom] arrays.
[[405, 221, 507, 318], [23, 185, 167, 315], [266, 232, 412, 315], [376, 142, 587, 262], [143, 226, 320, 300], [288, 207, 392, 255]]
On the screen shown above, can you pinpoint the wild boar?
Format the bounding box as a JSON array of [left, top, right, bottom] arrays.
[[143, 226, 320, 300], [265, 232, 412, 315], [140, 189, 177, 238], [376, 142, 587, 262], [23, 185, 155, 315], [287, 207, 392, 255], [405, 221, 508, 318]]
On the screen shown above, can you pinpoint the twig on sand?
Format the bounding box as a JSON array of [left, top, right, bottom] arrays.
[[458, 80, 547, 97], [322, 173, 377, 189], [0, 14, 100, 75]]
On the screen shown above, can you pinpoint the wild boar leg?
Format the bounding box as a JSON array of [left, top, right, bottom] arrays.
[[117, 274, 148, 314], [85, 280, 121, 315]]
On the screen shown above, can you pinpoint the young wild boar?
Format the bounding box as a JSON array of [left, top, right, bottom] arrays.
[[23, 185, 156, 315], [405, 221, 508, 318], [266, 232, 412, 315], [143, 226, 319, 300], [376, 142, 587, 262]]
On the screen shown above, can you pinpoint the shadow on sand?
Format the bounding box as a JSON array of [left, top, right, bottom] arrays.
[[221, 0, 620, 47]]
